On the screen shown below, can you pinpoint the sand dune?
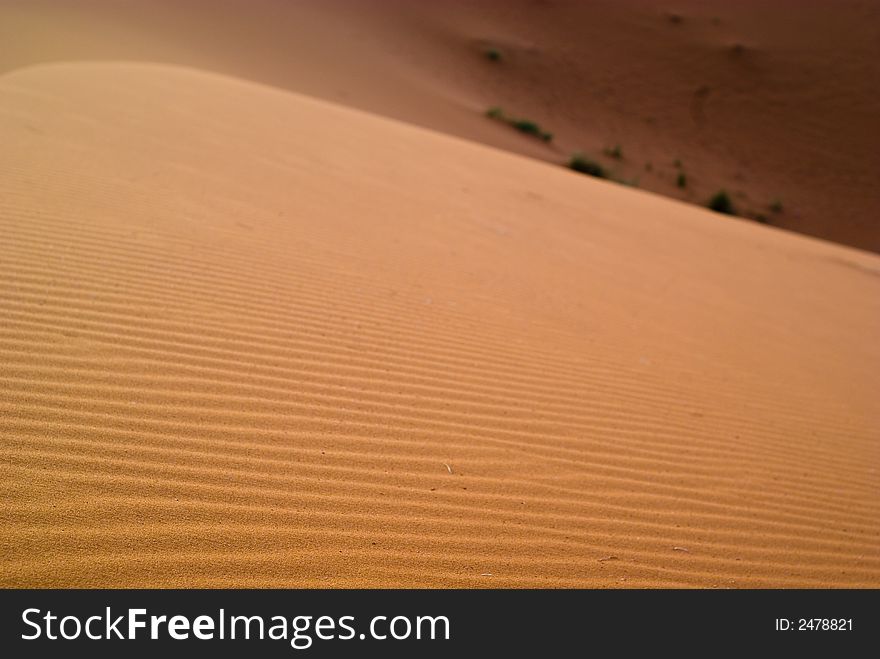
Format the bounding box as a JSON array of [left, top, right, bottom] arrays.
[[1, 0, 878, 251], [1, 62, 879, 588]]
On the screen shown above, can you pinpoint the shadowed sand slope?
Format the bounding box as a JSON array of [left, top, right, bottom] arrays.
[[1, 63, 878, 588], [1, 1, 878, 251]]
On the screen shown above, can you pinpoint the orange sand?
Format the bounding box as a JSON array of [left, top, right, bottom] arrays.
[[1, 62, 878, 588]]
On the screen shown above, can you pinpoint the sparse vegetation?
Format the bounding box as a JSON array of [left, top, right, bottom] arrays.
[[604, 144, 623, 160], [770, 199, 783, 213], [676, 172, 687, 188], [484, 47, 502, 62], [512, 118, 553, 141], [707, 190, 735, 215], [485, 107, 553, 142], [568, 154, 606, 178]]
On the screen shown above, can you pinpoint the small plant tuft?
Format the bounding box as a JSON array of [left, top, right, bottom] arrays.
[[568, 154, 607, 178], [707, 190, 735, 215], [512, 118, 538, 134], [770, 199, 783, 213], [676, 172, 687, 188], [512, 119, 552, 141], [485, 107, 553, 142], [484, 47, 502, 62]]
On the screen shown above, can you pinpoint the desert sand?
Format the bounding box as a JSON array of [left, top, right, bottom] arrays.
[[1, 60, 878, 588], [1, 0, 878, 251]]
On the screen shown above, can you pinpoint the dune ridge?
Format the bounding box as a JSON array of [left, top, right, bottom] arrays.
[[1, 62, 878, 588]]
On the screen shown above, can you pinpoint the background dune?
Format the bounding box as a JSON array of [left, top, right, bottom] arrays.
[[1, 0, 878, 250], [1, 62, 878, 587]]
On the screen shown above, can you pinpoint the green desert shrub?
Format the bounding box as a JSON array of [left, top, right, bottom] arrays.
[[511, 119, 552, 141], [568, 154, 606, 178], [676, 172, 687, 188], [707, 190, 735, 215], [485, 108, 553, 142]]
